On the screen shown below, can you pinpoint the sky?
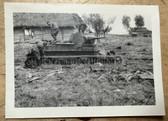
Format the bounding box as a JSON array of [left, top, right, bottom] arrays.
[[79, 12, 152, 35]]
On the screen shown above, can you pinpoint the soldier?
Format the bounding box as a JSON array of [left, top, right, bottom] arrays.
[[78, 24, 87, 33], [47, 21, 59, 41]]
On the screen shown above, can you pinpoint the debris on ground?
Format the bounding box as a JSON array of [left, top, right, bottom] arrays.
[[139, 71, 153, 79], [116, 46, 122, 49], [27, 77, 40, 83], [125, 42, 134, 46], [14, 35, 155, 107], [106, 51, 115, 55]]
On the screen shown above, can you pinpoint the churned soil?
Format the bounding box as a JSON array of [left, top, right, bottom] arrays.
[[14, 35, 155, 107]]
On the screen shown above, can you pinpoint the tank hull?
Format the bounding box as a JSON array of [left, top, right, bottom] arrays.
[[25, 41, 122, 68], [42, 55, 122, 65], [42, 43, 122, 65]]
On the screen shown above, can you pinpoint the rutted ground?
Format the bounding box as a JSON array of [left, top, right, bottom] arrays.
[[14, 35, 155, 107]]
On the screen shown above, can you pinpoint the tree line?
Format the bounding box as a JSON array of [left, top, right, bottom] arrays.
[[82, 14, 116, 37], [122, 15, 145, 33], [82, 14, 144, 37]]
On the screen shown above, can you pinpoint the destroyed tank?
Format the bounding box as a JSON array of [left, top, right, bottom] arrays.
[[25, 32, 122, 69]]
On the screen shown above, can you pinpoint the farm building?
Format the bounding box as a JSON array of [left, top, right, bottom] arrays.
[[13, 13, 86, 42], [129, 27, 152, 37]]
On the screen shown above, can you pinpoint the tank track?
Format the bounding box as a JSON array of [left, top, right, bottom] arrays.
[[42, 55, 122, 65]]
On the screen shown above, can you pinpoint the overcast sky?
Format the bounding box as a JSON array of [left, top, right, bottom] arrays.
[[80, 12, 152, 35]]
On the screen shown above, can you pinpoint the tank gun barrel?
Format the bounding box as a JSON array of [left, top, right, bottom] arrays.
[[83, 36, 105, 44], [87, 37, 105, 40]]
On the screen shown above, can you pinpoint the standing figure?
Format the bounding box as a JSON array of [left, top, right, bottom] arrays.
[[47, 21, 59, 41], [78, 24, 87, 33]]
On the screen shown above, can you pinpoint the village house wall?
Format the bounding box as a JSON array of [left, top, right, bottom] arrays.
[[14, 27, 74, 42], [61, 28, 74, 41], [13, 13, 85, 42], [40, 27, 73, 41], [14, 28, 24, 42]]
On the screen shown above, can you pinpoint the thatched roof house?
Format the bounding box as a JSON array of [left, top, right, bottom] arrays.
[[130, 27, 152, 37], [13, 13, 85, 41]]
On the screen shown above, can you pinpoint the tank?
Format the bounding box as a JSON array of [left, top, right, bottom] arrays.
[[25, 32, 122, 69]]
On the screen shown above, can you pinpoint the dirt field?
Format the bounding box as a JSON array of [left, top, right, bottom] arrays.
[[14, 34, 155, 107]]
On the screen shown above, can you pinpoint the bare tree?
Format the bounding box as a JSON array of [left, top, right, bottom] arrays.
[[82, 14, 115, 37], [92, 16, 104, 37], [101, 17, 116, 37], [82, 14, 101, 33], [122, 15, 131, 33], [101, 25, 111, 37], [82, 14, 93, 33]]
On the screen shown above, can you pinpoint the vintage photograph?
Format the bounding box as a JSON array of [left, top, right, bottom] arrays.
[[14, 12, 155, 107], [5, 3, 165, 118]]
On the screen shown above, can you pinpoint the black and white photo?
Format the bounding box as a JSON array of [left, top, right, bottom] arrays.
[[5, 3, 165, 118]]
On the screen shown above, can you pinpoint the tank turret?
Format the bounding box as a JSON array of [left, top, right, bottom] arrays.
[[83, 36, 105, 45]]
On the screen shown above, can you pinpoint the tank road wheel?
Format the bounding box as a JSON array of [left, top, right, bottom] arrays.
[[76, 57, 81, 64], [66, 59, 71, 65], [71, 58, 76, 64], [46, 59, 49, 64], [91, 58, 96, 64], [50, 58, 54, 64], [54, 59, 58, 64], [110, 58, 115, 64], [95, 58, 98, 63], [25, 58, 38, 69], [57, 59, 61, 64], [60, 59, 65, 65], [49, 58, 53, 64], [115, 56, 122, 64], [99, 58, 104, 64], [80, 58, 85, 64], [106, 58, 110, 64], [46, 58, 52, 64], [97, 58, 101, 63], [52, 59, 56, 64], [89, 58, 92, 64]]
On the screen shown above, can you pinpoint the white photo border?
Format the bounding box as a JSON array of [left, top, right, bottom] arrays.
[[5, 3, 165, 118]]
